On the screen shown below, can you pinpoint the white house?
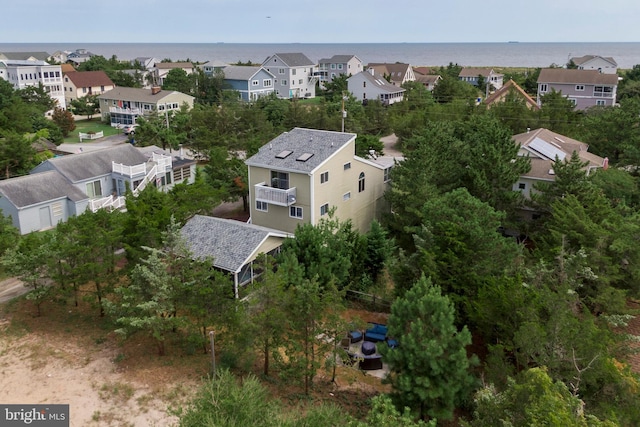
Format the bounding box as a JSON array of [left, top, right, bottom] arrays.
[[262, 53, 317, 99]]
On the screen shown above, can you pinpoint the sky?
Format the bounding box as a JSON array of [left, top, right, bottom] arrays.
[[3, 0, 640, 44]]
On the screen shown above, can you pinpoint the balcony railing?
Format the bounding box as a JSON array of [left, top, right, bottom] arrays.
[[255, 182, 297, 207], [109, 106, 142, 115], [112, 161, 146, 178]]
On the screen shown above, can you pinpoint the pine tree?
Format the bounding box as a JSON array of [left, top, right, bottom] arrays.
[[380, 275, 477, 421]]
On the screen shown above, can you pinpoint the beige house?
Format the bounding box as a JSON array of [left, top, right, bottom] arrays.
[[63, 70, 114, 105], [97, 86, 195, 126], [512, 128, 606, 218], [484, 79, 540, 110], [152, 62, 194, 86], [459, 67, 504, 90], [245, 128, 394, 234]]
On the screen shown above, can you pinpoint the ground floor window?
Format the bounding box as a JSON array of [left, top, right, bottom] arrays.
[[290, 206, 303, 219]]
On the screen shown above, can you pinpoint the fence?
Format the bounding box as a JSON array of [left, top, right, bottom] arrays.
[[345, 290, 392, 313], [79, 131, 104, 142]]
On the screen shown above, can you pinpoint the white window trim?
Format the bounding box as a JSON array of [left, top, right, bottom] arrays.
[[320, 171, 329, 184], [343, 192, 351, 201], [256, 200, 268, 212], [289, 206, 303, 219], [320, 203, 329, 216]]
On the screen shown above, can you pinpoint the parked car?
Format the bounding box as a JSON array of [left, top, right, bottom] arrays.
[[122, 124, 138, 135]]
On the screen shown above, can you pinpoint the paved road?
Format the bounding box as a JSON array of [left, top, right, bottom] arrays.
[[58, 133, 129, 154], [0, 277, 27, 304]]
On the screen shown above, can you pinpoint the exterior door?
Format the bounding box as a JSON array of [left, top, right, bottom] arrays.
[[39, 206, 52, 230]]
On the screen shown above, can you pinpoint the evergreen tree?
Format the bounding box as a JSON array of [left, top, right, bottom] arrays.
[[380, 275, 477, 421]]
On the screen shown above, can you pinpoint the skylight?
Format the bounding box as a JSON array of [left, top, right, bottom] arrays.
[[296, 153, 314, 162], [276, 150, 292, 159]]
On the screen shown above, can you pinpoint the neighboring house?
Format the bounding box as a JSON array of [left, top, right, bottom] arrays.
[[536, 68, 618, 110], [152, 62, 194, 86], [459, 67, 504, 90], [245, 128, 393, 235], [222, 65, 275, 101], [366, 63, 415, 87], [512, 128, 607, 218], [0, 143, 195, 234], [50, 50, 71, 64], [181, 215, 289, 298], [97, 86, 195, 126], [347, 69, 406, 105], [0, 171, 89, 234], [198, 60, 228, 76], [31, 143, 194, 212], [0, 51, 50, 62], [0, 59, 65, 111], [570, 55, 618, 74], [317, 55, 363, 86], [63, 70, 115, 105], [413, 67, 442, 91], [262, 53, 317, 99], [66, 49, 96, 66], [131, 57, 158, 71], [484, 79, 540, 110]]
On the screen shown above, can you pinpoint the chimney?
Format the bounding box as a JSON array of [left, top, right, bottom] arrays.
[[151, 86, 161, 95], [179, 145, 184, 160], [602, 157, 609, 170]]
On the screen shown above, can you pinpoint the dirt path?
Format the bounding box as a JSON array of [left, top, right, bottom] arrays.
[[0, 326, 183, 426]]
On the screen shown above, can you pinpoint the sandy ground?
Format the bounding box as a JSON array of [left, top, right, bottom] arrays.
[[0, 320, 184, 427]]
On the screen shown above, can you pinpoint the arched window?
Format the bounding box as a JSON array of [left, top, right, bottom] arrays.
[[358, 172, 365, 193]]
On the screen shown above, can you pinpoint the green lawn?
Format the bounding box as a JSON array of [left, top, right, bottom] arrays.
[[63, 119, 121, 144]]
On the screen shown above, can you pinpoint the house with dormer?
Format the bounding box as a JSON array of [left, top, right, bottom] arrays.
[[317, 55, 363, 86], [245, 128, 393, 234], [459, 67, 504, 90], [222, 66, 275, 101], [570, 55, 617, 74], [262, 53, 317, 99], [512, 128, 606, 218], [97, 86, 195, 126], [366, 63, 415, 87], [63, 70, 115, 104], [348, 69, 406, 105], [536, 68, 618, 110]]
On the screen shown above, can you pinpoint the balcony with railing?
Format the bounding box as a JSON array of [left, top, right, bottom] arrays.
[[109, 106, 142, 115], [112, 161, 147, 178], [255, 182, 297, 207]]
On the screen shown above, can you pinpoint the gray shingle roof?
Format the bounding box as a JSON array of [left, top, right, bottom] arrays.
[[223, 65, 263, 81], [319, 55, 359, 64], [97, 87, 194, 103], [270, 53, 314, 67], [245, 128, 356, 173], [32, 144, 149, 183], [0, 171, 88, 208], [350, 71, 406, 94], [571, 55, 617, 67], [0, 51, 50, 61], [181, 215, 287, 273]]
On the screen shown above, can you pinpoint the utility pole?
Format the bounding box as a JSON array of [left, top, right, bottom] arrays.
[[341, 93, 348, 133]]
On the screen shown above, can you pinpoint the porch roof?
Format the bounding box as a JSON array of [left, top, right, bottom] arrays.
[[181, 215, 289, 273]]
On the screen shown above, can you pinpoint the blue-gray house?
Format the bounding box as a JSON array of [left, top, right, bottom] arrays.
[[222, 66, 276, 101]]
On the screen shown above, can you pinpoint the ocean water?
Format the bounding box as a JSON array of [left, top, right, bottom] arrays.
[[2, 42, 640, 69]]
